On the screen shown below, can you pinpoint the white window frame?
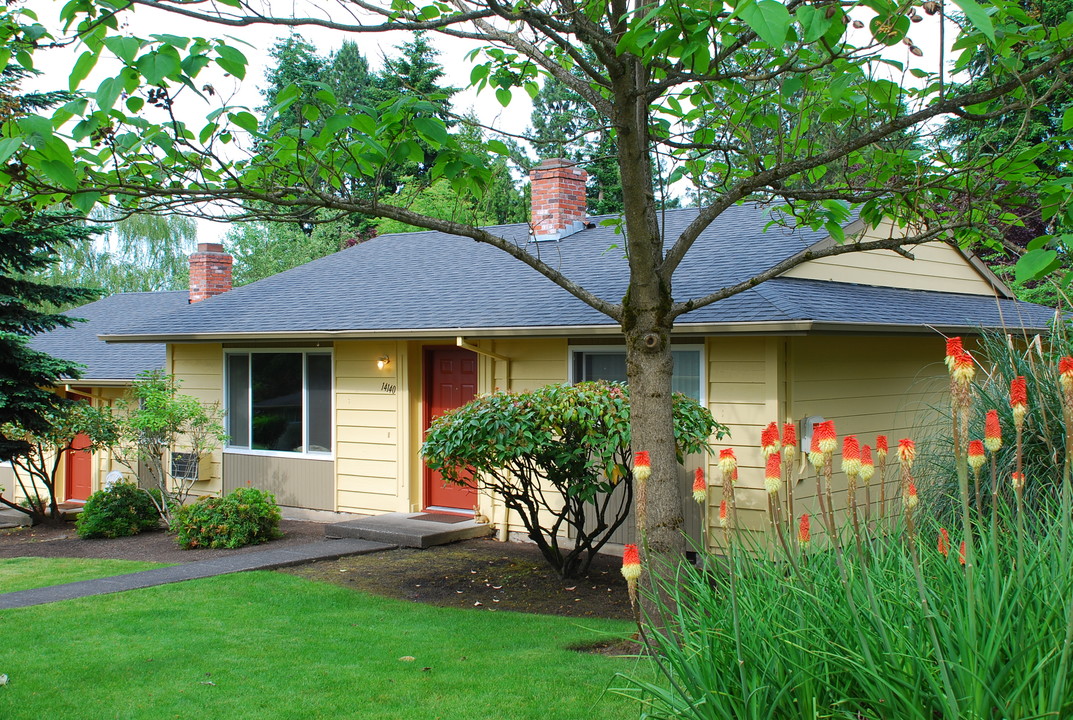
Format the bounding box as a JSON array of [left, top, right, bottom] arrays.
[[568, 343, 707, 405], [223, 348, 335, 460]]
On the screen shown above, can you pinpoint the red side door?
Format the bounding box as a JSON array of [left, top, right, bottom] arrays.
[[66, 433, 93, 502], [423, 347, 478, 512]]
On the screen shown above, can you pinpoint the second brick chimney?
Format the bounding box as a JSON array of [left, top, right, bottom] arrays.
[[188, 242, 233, 303], [530, 158, 588, 242]]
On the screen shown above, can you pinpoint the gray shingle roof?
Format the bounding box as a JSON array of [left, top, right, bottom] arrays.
[[101, 206, 1054, 339], [31, 291, 188, 380]]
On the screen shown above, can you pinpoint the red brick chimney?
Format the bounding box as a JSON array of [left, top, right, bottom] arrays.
[[530, 158, 588, 242], [188, 242, 233, 303]]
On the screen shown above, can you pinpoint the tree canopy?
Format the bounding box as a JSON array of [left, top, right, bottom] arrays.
[[5, 0, 1073, 564]]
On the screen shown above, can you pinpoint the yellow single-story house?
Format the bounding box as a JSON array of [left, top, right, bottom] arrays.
[[1, 291, 188, 510], [98, 160, 1054, 546]]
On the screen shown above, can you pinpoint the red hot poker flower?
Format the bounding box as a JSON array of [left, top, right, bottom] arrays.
[[945, 337, 964, 370], [798, 513, 810, 546], [633, 451, 651, 482], [621, 544, 641, 580], [876, 435, 889, 459], [898, 438, 916, 469], [1061, 357, 1073, 393], [692, 468, 706, 504], [968, 440, 986, 472], [959, 541, 967, 566], [719, 499, 729, 528], [904, 480, 919, 509], [764, 452, 782, 495], [938, 527, 950, 557], [952, 350, 975, 386], [1010, 376, 1028, 427], [761, 422, 781, 457], [718, 448, 737, 478], [782, 423, 797, 462], [842, 435, 861, 477], [984, 409, 1002, 452], [816, 420, 837, 455], [859, 445, 875, 483]]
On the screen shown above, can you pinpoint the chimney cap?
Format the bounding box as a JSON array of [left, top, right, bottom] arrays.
[[196, 242, 226, 253]]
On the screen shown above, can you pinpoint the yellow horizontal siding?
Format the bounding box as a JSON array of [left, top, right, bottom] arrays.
[[170, 343, 224, 492], [783, 225, 995, 296]]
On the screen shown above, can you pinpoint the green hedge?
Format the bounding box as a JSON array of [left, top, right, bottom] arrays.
[[173, 487, 282, 549], [76, 482, 161, 539]]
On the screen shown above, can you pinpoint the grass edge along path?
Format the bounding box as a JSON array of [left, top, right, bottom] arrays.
[[0, 570, 641, 720], [0, 557, 171, 594]]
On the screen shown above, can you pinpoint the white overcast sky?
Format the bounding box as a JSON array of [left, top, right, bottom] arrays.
[[29, 1, 959, 243]]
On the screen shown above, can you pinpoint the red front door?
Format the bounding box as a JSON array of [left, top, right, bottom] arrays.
[[423, 347, 478, 512], [66, 433, 93, 501]]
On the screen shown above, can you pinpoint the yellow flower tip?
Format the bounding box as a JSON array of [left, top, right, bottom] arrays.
[[1012, 404, 1027, 428], [633, 451, 651, 482], [903, 481, 919, 509], [718, 448, 737, 477], [967, 440, 986, 472], [693, 489, 707, 504], [782, 445, 796, 463], [808, 450, 825, 470], [621, 544, 642, 582], [858, 463, 874, 483], [764, 476, 781, 495], [951, 350, 975, 386]]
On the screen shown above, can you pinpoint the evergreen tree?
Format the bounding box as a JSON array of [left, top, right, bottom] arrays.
[[0, 213, 100, 461]]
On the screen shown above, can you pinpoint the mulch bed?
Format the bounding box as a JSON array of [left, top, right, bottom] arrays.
[[0, 521, 635, 620]]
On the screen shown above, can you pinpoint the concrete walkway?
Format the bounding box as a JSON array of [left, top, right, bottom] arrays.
[[0, 538, 394, 610]]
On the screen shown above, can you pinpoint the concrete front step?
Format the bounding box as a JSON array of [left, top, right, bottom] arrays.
[[325, 512, 494, 549], [0, 508, 30, 529]]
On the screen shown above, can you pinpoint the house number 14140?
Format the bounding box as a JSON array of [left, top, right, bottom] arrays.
[[381, 382, 397, 394]]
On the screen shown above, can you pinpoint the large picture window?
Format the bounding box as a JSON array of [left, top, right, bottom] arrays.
[[226, 351, 332, 455], [571, 346, 703, 401]]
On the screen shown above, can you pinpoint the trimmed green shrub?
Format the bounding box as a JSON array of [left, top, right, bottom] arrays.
[[173, 487, 282, 549], [76, 482, 161, 539]]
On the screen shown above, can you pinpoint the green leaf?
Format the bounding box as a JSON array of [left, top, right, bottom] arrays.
[[950, 0, 995, 41], [95, 77, 122, 111], [495, 87, 512, 107], [103, 35, 142, 64], [1063, 106, 1073, 132], [0, 137, 22, 163], [796, 5, 831, 43], [228, 111, 259, 133], [740, 0, 791, 48], [413, 117, 448, 145], [70, 191, 101, 214], [215, 44, 248, 80], [1015, 248, 1059, 283], [486, 139, 509, 155], [136, 49, 181, 85], [70, 50, 99, 92]]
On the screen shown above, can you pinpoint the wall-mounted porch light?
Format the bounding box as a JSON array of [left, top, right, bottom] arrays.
[[376, 355, 390, 370]]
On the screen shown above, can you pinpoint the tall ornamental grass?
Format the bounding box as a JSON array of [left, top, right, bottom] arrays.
[[622, 340, 1073, 719]]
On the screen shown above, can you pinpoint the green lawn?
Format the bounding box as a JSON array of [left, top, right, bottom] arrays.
[[0, 557, 169, 593], [0, 571, 641, 719]]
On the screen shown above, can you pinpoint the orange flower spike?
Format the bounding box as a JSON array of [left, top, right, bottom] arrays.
[[945, 336, 963, 371], [808, 425, 825, 470], [952, 350, 975, 387], [967, 440, 986, 473], [817, 420, 837, 455], [959, 541, 967, 566], [898, 438, 916, 470], [841, 435, 861, 478], [761, 422, 781, 458], [1010, 376, 1028, 428], [718, 448, 737, 479], [782, 423, 797, 463], [764, 452, 782, 495], [1060, 357, 1073, 394], [904, 480, 919, 509], [621, 544, 642, 607], [798, 513, 811, 546], [1012, 472, 1026, 491], [984, 409, 1002, 453], [633, 451, 651, 482], [938, 527, 950, 557], [692, 468, 706, 504], [859, 445, 875, 484], [719, 499, 729, 528], [876, 435, 889, 460]]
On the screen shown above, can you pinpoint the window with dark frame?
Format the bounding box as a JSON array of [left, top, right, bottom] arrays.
[[225, 351, 332, 455], [571, 348, 702, 400]]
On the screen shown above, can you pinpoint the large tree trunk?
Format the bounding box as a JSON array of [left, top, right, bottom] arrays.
[[613, 55, 688, 570]]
